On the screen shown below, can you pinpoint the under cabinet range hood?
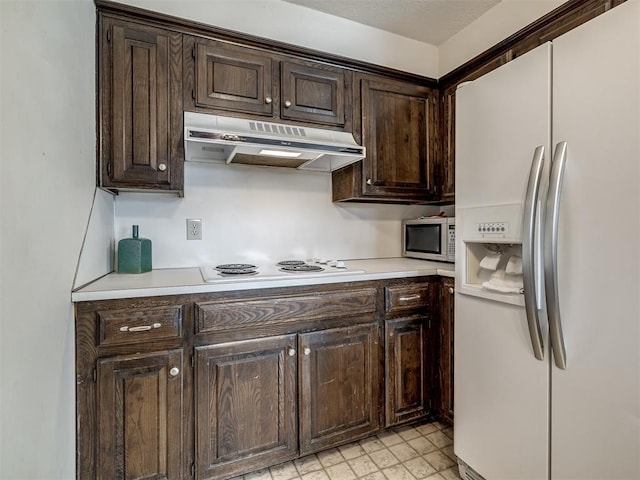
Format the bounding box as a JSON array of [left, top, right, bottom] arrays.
[[184, 112, 365, 172]]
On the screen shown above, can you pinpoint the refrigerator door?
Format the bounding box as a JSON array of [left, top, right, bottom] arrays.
[[550, 2, 640, 478], [455, 43, 551, 479]]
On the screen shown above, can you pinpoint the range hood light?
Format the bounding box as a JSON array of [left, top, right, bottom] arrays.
[[258, 149, 302, 158]]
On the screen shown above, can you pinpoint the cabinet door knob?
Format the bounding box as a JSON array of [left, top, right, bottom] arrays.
[[366, 178, 373, 185], [265, 96, 273, 104], [449, 287, 454, 294], [303, 347, 311, 356], [284, 100, 292, 108], [288, 348, 296, 357], [158, 163, 167, 172], [169, 367, 180, 377]]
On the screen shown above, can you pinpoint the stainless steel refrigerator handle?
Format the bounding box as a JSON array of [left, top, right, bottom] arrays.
[[545, 142, 568, 370], [522, 146, 545, 361]]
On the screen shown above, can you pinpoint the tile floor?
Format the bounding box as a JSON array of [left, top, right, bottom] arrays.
[[230, 421, 461, 480]]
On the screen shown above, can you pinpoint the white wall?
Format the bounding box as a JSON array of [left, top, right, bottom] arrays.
[[118, 0, 440, 78], [114, 164, 434, 268], [0, 1, 96, 478], [439, 0, 565, 76]]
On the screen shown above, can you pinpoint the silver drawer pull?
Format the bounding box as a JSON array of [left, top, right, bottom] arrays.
[[119, 322, 162, 333], [398, 294, 421, 301], [303, 347, 311, 356], [288, 348, 296, 357], [169, 367, 180, 377]]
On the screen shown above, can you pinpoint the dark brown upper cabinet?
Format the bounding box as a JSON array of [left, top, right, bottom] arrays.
[[98, 16, 184, 195], [332, 75, 438, 204], [280, 59, 349, 127], [187, 36, 351, 131], [193, 38, 276, 117]]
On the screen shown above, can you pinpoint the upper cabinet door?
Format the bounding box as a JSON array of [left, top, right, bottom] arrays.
[[194, 39, 275, 116], [361, 77, 436, 199], [101, 19, 183, 193], [280, 60, 350, 127]]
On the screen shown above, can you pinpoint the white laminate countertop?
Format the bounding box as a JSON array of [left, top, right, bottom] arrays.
[[71, 257, 455, 302]]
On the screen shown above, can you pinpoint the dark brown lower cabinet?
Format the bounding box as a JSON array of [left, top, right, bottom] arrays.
[[385, 317, 430, 427], [195, 335, 298, 479], [299, 324, 380, 454], [96, 349, 184, 480]]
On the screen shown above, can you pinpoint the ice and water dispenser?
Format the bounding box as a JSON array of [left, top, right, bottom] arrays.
[[458, 204, 531, 307]]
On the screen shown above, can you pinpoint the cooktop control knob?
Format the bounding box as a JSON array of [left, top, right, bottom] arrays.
[[336, 261, 346, 269]]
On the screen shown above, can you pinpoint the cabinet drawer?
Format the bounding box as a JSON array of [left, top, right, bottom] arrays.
[[97, 305, 183, 346], [384, 284, 431, 315], [196, 288, 377, 333]]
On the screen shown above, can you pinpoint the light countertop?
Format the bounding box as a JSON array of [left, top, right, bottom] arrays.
[[71, 257, 454, 302]]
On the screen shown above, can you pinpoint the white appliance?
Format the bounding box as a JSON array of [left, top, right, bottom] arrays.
[[200, 260, 365, 284], [454, 2, 640, 479], [184, 112, 365, 172], [402, 216, 455, 263]]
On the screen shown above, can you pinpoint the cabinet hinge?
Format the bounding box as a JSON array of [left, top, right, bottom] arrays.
[[191, 353, 195, 368], [92, 366, 97, 383], [106, 29, 111, 42], [191, 88, 195, 100], [190, 461, 195, 478], [191, 46, 196, 59], [107, 161, 112, 177]]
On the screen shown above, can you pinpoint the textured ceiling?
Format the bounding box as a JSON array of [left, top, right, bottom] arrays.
[[281, 0, 501, 46]]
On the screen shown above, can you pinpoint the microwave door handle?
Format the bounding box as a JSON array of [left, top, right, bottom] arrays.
[[522, 146, 545, 361]]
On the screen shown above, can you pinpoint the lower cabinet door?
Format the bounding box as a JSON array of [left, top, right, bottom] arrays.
[[385, 317, 430, 427], [96, 349, 184, 480], [195, 335, 298, 479], [299, 324, 380, 454]]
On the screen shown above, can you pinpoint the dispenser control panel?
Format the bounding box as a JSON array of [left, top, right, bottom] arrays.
[[476, 222, 509, 235]]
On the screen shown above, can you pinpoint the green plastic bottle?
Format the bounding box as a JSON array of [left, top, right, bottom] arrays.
[[117, 225, 152, 273]]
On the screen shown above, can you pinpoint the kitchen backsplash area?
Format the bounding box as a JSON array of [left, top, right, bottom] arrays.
[[113, 162, 447, 269]]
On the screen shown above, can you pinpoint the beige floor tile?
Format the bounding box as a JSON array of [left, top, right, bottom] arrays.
[[300, 471, 330, 480], [394, 425, 422, 442], [407, 436, 438, 456], [414, 423, 440, 436], [403, 456, 438, 479], [347, 454, 380, 477], [439, 466, 462, 480], [441, 427, 453, 439], [270, 461, 300, 480], [426, 431, 453, 449], [360, 437, 387, 454], [381, 464, 417, 480], [325, 461, 357, 480], [423, 474, 445, 480], [316, 448, 344, 468], [389, 443, 420, 462], [360, 472, 388, 480], [338, 442, 366, 460], [369, 448, 400, 469], [423, 451, 456, 472], [378, 431, 405, 448], [440, 445, 456, 462], [294, 454, 323, 475]]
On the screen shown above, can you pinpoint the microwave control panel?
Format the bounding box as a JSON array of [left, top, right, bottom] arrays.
[[448, 225, 456, 257]]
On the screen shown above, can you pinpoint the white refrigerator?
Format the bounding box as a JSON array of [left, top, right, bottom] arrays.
[[454, 2, 640, 479]]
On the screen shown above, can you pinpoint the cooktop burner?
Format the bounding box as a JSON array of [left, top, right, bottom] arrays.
[[216, 263, 257, 270], [217, 268, 258, 276], [276, 260, 306, 266], [280, 264, 324, 273]]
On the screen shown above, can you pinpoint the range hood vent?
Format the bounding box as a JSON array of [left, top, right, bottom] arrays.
[[184, 112, 365, 172]]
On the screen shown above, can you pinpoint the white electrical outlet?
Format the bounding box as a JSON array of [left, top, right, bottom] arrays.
[[186, 218, 202, 240]]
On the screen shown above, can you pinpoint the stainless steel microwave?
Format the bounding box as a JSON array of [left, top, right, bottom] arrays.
[[402, 217, 455, 263]]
